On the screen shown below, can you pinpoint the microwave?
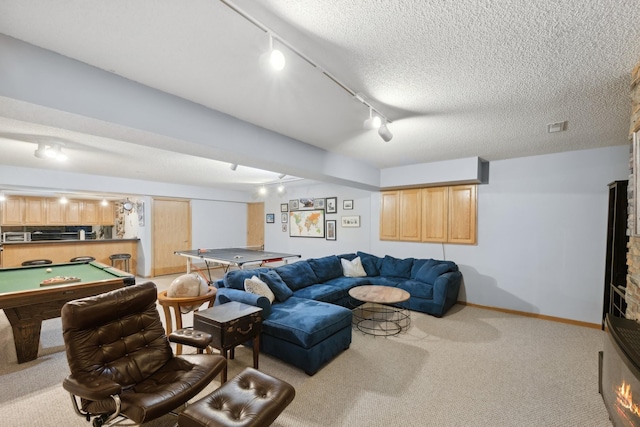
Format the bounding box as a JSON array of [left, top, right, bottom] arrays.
[[2, 232, 31, 242]]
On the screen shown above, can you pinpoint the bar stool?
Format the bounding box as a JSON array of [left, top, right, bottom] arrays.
[[157, 286, 217, 355], [70, 256, 96, 263], [109, 253, 131, 272], [21, 259, 53, 266]]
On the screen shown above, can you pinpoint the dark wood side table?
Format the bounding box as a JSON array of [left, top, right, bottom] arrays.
[[193, 301, 262, 383]]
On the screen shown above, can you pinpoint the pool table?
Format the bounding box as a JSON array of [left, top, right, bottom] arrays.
[[0, 261, 135, 363]]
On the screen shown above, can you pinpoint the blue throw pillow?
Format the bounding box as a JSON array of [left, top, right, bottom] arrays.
[[379, 255, 414, 278], [223, 268, 270, 290], [357, 251, 381, 276], [275, 262, 320, 291], [259, 270, 293, 302], [308, 255, 343, 282], [415, 261, 452, 284]]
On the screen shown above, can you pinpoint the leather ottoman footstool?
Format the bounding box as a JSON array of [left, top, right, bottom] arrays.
[[178, 367, 295, 427]]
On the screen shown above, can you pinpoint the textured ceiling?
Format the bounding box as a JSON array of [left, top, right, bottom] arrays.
[[0, 0, 639, 191]]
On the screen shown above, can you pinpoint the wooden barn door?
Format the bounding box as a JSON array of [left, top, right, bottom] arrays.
[[152, 198, 191, 276]]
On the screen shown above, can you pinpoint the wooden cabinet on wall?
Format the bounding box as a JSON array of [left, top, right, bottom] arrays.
[[380, 191, 399, 240], [1, 197, 45, 225], [99, 202, 115, 225], [3, 197, 116, 226], [1, 197, 25, 225], [380, 184, 477, 245], [82, 201, 99, 225], [24, 198, 46, 225]]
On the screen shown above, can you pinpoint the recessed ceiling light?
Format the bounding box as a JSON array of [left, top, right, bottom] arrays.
[[547, 121, 568, 133]]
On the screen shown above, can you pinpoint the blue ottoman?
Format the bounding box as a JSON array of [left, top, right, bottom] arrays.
[[261, 297, 352, 375]]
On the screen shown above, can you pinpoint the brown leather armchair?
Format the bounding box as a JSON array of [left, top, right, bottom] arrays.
[[61, 281, 226, 427]]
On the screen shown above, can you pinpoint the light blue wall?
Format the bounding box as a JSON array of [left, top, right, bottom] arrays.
[[371, 145, 630, 324], [262, 145, 629, 324]]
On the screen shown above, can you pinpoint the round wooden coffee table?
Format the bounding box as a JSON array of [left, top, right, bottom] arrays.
[[348, 285, 411, 336]]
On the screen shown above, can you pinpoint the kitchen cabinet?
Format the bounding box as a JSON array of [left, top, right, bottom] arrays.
[[66, 200, 82, 224], [1, 197, 25, 225], [46, 199, 66, 224], [99, 202, 115, 225], [82, 201, 99, 225], [24, 198, 46, 225]]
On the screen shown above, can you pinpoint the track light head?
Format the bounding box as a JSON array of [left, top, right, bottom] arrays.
[[269, 35, 285, 71], [230, 163, 238, 171], [378, 121, 393, 142], [34, 142, 67, 161], [363, 107, 382, 130]]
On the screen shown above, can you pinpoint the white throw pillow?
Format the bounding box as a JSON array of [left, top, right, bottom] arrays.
[[341, 257, 367, 277], [244, 275, 275, 303]]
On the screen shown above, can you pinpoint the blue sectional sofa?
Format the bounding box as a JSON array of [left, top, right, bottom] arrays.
[[214, 252, 462, 375]]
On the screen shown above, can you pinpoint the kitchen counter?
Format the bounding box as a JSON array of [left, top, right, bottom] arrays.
[[2, 238, 139, 245], [1, 239, 139, 271]]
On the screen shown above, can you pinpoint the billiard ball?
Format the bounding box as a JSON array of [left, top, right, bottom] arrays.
[[46, 268, 52, 273]]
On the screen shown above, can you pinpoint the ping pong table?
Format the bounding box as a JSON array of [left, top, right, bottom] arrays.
[[174, 247, 301, 281]]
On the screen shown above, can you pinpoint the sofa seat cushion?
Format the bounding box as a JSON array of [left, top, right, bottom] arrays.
[[263, 297, 352, 349], [323, 276, 369, 292], [224, 268, 270, 290], [363, 276, 403, 287], [275, 262, 319, 291], [308, 255, 343, 282], [380, 255, 414, 279], [293, 284, 344, 303], [397, 280, 434, 299]]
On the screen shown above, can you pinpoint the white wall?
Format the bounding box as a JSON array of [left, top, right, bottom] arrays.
[[261, 146, 628, 324], [191, 199, 247, 249], [262, 182, 374, 260], [3, 145, 629, 323], [372, 145, 630, 324]]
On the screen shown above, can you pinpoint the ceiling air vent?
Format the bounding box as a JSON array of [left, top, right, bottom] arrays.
[[547, 121, 568, 133]]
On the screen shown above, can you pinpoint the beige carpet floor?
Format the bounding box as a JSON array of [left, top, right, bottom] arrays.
[[0, 273, 613, 426]]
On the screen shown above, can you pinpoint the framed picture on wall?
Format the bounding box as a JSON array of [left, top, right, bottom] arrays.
[[313, 198, 325, 209], [289, 199, 299, 210], [281, 212, 288, 223], [326, 220, 336, 240], [343, 199, 354, 210], [282, 223, 288, 232], [326, 197, 337, 214], [289, 209, 325, 238], [299, 198, 315, 210], [341, 215, 360, 227], [281, 203, 289, 212], [266, 213, 275, 223]]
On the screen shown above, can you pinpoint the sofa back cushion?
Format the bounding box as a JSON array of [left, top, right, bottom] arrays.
[[275, 261, 320, 291], [259, 270, 294, 302], [337, 253, 357, 261], [356, 251, 382, 276], [415, 260, 457, 284], [224, 268, 270, 290], [308, 255, 343, 282], [379, 255, 414, 278]]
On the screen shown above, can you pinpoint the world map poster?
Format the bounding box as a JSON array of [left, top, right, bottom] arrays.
[[289, 209, 325, 238]]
